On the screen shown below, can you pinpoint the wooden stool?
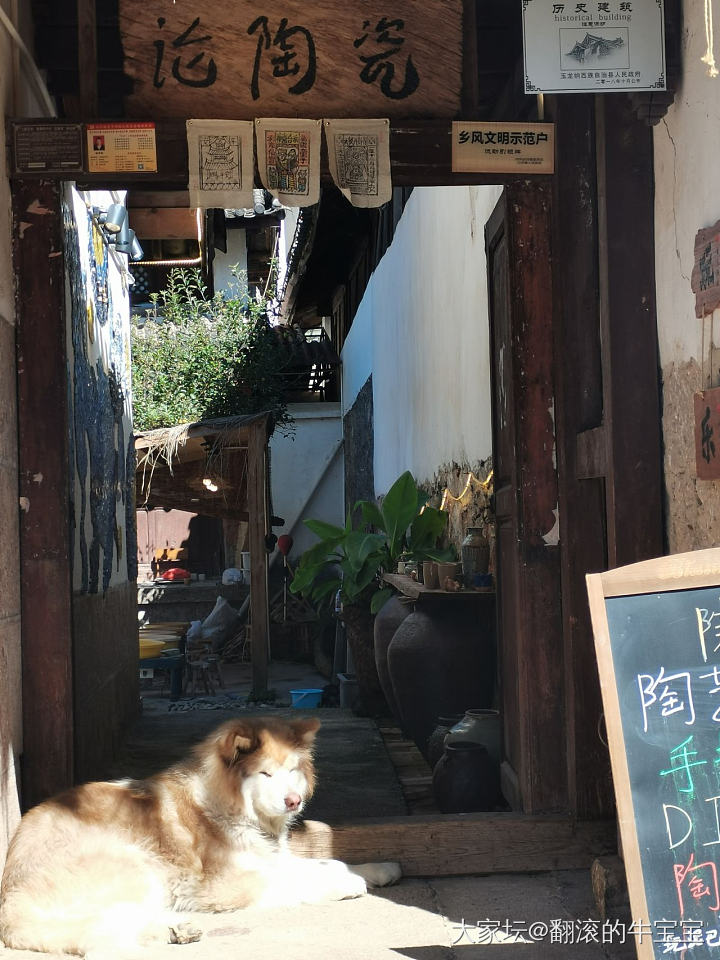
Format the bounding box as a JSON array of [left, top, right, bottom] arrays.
[[205, 654, 224, 689]]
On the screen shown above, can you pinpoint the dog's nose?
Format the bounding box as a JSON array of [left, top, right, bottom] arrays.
[[284, 792, 301, 811]]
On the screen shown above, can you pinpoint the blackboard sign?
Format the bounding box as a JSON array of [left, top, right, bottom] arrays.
[[588, 549, 720, 959]]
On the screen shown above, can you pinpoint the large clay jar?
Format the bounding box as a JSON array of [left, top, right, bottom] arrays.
[[387, 605, 495, 758], [432, 742, 500, 813], [373, 595, 413, 726], [446, 709, 501, 767], [427, 715, 463, 770]]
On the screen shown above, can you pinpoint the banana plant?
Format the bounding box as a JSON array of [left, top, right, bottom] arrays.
[[290, 470, 452, 615]]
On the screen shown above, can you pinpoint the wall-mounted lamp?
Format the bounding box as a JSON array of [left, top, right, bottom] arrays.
[[130, 235, 144, 262], [100, 202, 127, 234], [94, 204, 144, 262]]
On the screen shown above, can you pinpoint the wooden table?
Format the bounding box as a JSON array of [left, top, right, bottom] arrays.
[[139, 655, 184, 700], [383, 573, 495, 609]]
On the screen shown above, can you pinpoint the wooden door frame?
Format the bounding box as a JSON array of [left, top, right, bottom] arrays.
[[7, 96, 663, 825], [486, 182, 566, 814], [548, 92, 663, 819], [13, 179, 74, 809]]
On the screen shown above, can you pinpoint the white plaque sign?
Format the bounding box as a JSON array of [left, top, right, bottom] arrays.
[[522, 0, 666, 94]]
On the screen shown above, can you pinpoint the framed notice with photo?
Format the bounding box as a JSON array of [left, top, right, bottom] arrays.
[[522, 0, 666, 94]]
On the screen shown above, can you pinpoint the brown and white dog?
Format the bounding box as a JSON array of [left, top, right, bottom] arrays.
[[0, 716, 400, 957]]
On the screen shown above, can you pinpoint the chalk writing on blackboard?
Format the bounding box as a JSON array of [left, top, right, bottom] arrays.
[[603, 586, 720, 956]]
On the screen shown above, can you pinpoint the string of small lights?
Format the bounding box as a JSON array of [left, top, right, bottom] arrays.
[[440, 470, 493, 512]]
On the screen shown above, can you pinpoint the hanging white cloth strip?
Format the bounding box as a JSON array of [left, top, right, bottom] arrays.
[[186, 120, 255, 209], [702, 0, 719, 78], [324, 118, 392, 208], [255, 119, 322, 208]]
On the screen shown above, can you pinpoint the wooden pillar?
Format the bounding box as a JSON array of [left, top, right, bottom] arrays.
[[596, 93, 663, 568], [13, 179, 74, 807], [548, 91, 663, 819], [246, 421, 270, 697], [549, 93, 614, 820]]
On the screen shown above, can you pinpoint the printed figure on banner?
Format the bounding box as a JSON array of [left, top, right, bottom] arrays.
[[324, 119, 391, 208], [186, 120, 254, 209], [199, 135, 242, 192], [265, 129, 310, 197], [334, 134, 378, 198]]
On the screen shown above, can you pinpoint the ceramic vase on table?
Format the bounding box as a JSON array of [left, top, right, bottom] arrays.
[[461, 527, 490, 584], [432, 742, 500, 813]]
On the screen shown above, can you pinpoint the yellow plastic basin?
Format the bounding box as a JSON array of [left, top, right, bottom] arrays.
[[139, 638, 165, 660]]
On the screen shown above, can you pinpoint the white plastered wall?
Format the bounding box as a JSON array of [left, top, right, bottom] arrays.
[[269, 403, 344, 563], [654, 0, 720, 550], [68, 188, 134, 592], [341, 184, 502, 496]]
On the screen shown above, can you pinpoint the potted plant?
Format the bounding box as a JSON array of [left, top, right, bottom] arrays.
[[290, 471, 450, 714]]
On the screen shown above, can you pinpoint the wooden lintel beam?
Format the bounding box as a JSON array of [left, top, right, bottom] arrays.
[[9, 119, 553, 191], [130, 207, 199, 240], [127, 191, 190, 209], [289, 815, 616, 876], [76, 0, 98, 118]]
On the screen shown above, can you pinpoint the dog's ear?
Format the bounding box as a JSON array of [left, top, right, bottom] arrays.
[[218, 723, 257, 765], [291, 717, 321, 746]]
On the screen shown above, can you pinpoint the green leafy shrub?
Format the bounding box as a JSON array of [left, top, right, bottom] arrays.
[[290, 470, 453, 615], [131, 268, 292, 432]]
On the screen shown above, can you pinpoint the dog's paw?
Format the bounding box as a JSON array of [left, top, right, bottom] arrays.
[[350, 861, 402, 888], [336, 869, 368, 900], [169, 922, 203, 944], [313, 859, 368, 900]]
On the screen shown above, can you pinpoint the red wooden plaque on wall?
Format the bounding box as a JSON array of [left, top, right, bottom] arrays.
[[694, 387, 720, 480]]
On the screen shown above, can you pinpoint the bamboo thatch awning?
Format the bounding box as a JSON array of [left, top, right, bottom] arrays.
[[134, 412, 274, 696], [135, 413, 273, 520]]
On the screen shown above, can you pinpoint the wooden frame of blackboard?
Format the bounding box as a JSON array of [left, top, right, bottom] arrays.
[[587, 547, 720, 960]]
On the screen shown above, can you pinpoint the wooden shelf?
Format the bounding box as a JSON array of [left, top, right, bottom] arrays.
[[383, 572, 495, 604]]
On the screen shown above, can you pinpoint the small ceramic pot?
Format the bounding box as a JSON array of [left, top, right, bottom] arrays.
[[446, 708, 501, 767], [422, 561, 439, 589], [436, 562, 462, 587], [432, 742, 500, 813], [427, 714, 463, 769]]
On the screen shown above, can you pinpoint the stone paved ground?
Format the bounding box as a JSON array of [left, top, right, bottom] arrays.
[[0, 871, 637, 960], [1, 663, 636, 959]]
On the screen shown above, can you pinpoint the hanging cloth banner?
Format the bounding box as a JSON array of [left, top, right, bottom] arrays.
[[186, 119, 254, 209], [255, 118, 321, 208], [324, 118, 391, 208]]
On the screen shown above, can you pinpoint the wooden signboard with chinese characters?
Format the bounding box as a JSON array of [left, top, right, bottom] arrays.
[[587, 549, 720, 958], [452, 122, 555, 174], [692, 221, 720, 319], [119, 0, 463, 120], [695, 388, 720, 481]]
